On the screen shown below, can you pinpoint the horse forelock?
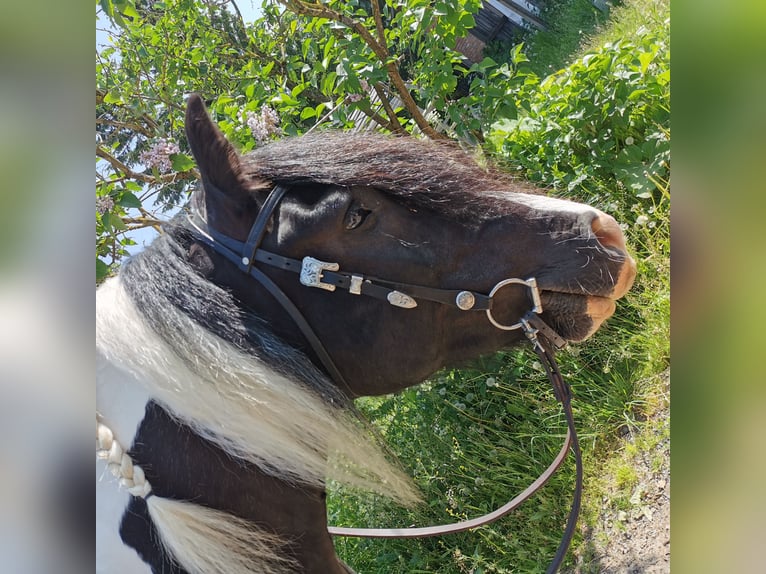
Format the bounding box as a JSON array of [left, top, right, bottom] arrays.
[[241, 132, 543, 222], [96, 231, 419, 506]]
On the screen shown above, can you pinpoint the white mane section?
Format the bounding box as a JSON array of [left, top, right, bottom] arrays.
[[96, 277, 419, 505]]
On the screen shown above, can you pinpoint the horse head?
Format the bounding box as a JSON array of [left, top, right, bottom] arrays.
[[184, 93, 635, 397]]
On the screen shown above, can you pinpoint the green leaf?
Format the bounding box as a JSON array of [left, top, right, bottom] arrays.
[[170, 153, 196, 172], [97, 258, 111, 282], [103, 91, 122, 105], [118, 191, 142, 208], [459, 13, 475, 30], [291, 83, 307, 98], [117, 1, 139, 21], [272, 92, 299, 106], [99, 0, 114, 18], [638, 51, 654, 74], [323, 35, 336, 62], [322, 72, 338, 96], [111, 215, 127, 231]]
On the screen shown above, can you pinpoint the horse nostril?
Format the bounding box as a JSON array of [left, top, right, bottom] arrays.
[[591, 211, 627, 252]]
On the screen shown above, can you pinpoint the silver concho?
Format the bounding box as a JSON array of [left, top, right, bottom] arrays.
[[455, 290, 476, 310], [386, 291, 417, 309]]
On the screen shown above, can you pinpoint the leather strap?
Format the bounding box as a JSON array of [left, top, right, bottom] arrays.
[[328, 323, 581, 573], [252, 249, 493, 310], [188, 184, 493, 313], [186, 194, 353, 394], [242, 185, 290, 272], [527, 325, 582, 574], [328, 426, 573, 539]]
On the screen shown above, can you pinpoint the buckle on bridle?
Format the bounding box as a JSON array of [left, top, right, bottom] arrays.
[[300, 256, 340, 291], [485, 278, 543, 331]]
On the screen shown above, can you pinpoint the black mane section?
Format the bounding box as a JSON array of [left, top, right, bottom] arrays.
[[241, 132, 541, 222]]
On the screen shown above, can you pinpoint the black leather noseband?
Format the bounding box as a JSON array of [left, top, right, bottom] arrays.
[[187, 184, 582, 574]]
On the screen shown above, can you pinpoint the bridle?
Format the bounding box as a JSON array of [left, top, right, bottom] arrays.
[[187, 185, 583, 574]]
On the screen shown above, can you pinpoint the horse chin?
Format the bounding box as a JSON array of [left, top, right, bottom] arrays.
[[539, 292, 617, 342]]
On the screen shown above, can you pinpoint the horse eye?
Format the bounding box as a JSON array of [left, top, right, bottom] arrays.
[[344, 205, 372, 230]]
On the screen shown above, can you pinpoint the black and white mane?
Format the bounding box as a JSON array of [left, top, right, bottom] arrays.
[[97, 227, 420, 572]]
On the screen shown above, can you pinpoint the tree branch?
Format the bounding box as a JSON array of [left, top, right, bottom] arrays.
[[281, 0, 446, 139], [384, 62, 445, 139], [227, 0, 244, 25], [356, 104, 399, 132], [282, 0, 386, 58], [96, 145, 198, 185], [371, 0, 387, 50], [123, 217, 162, 230], [96, 117, 155, 137], [373, 82, 406, 135], [97, 89, 162, 133]]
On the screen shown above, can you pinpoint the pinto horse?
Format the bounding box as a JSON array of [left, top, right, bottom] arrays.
[[96, 94, 635, 574]]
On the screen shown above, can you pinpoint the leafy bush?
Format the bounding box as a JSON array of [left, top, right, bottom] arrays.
[[488, 26, 670, 213], [96, 0, 490, 279]]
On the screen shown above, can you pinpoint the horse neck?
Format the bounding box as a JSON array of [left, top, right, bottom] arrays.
[[121, 401, 348, 574]]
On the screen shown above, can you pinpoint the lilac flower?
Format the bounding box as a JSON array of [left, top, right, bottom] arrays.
[[139, 138, 180, 173], [245, 105, 282, 145], [96, 196, 114, 215]]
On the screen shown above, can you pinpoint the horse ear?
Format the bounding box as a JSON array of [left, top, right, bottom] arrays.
[[185, 94, 269, 199]]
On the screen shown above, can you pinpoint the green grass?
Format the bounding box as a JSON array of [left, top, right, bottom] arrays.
[[523, 0, 611, 77], [331, 360, 588, 573], [329, 1, 670, 571], [486, 0, 613, 77], [580, 0, 670, 54], [488, 0, 670, 78]]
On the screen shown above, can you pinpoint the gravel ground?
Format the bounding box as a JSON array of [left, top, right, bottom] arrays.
[[570, 377, 670, 573]]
